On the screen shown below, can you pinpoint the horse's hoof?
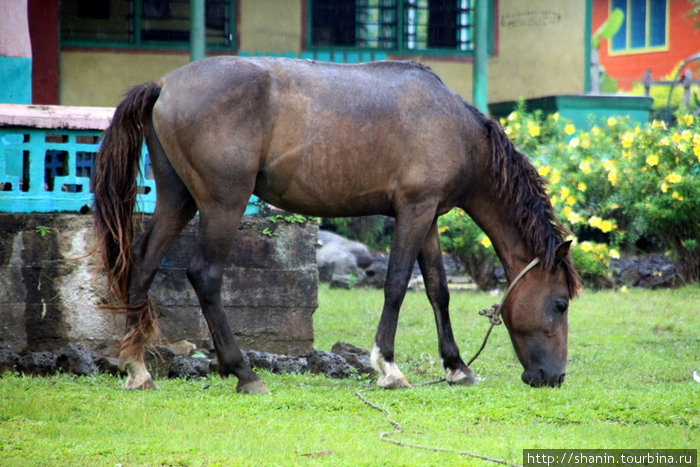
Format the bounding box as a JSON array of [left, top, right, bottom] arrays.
[[237, 379, 270, 394], [377, 373, 412, 389], [125, 375, 157, 390], [446, 367, 479, 385]]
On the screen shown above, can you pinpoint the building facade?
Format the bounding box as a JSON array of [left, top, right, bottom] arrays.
[[24, 0, 590, 108]]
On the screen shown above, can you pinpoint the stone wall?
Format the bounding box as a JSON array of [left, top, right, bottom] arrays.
[[0, 213, 318, 355]]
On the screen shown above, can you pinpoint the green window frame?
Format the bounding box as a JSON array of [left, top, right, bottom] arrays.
[[60, 0, 236, 51], [307, 0, 493, 57], [609, 0, 668, 54]]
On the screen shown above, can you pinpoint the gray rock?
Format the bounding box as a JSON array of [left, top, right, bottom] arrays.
[[274, 356, 308, 374], [58, 343, 98, 376], [317, 242, 358, 282], [95, 355, 122, 376], [169, 356, 210, 378], [612, 254, 681, 288], [307, 350, 353, 378], [331, 342, 375, 375], [18, 351, 59, 376], [319, 230, 374, 268], [330, 273, 360, 289], [145, 346, 175, 379], [0, 348, 19, 373]]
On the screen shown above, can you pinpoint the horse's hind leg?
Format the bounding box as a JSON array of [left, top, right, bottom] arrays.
[[119, 127, 197, 389], [417, 221, 478, 385], [187, 204, 269, 394]]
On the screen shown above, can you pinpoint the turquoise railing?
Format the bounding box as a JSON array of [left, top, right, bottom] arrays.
[[0, 125, 156, 213], [237, 50, 387, 63]]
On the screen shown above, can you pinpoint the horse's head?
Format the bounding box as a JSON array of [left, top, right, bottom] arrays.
[[502, 241, 575, 388]]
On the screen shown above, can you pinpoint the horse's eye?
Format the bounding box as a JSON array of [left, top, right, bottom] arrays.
[[554, 299, 568, 313]]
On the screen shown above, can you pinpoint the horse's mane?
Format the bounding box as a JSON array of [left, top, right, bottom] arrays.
[[464, 102, 581, 297]]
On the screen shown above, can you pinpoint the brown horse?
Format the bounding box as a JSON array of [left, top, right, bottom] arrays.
[[93, 57, 580, 393]]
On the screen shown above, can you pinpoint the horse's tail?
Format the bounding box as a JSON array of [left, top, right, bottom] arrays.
[[92, 81, 162, 352]]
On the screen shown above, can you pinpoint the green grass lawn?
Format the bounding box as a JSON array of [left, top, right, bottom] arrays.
[[1, 285, 698, 466]]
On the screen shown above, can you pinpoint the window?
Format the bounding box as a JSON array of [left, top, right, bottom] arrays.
[[610, 0, 667, 53], [60, 0, 235, 50], [309, 0, 488, 55]]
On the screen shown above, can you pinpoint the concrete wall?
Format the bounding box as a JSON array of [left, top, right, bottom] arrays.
[[57, 0, 587, 107], [0, 214, 318, 355], [488, 1, 587, 102]]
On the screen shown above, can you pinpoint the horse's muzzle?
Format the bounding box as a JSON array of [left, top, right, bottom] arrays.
[[521, 368, 565, 388]]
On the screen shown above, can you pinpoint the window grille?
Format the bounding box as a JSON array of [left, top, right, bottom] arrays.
[[60, 0, 235, 50], [310, 0, 479, 55]]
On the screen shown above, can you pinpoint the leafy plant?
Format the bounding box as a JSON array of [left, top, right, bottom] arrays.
[[501, 105, 700, 283], [438, 208, 499, 290], [35, 225, 52, 237]]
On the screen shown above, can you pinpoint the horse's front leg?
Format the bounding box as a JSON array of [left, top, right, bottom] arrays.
[[371, 204, 438, 389], [418, 221, 478, 385]]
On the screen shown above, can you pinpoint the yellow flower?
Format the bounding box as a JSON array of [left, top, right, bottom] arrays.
[[602, 160, 615, 171], [621, 150, 633, 160], [528, 122, 541, 137], [646, 154, 659, 167], [588, 216, 602, 229], [599, 220, 615, 233], [694, 143, 700, 162], [671, 133, 682, 144], [480, 236, 492, 248], [578, 160, 591, 174], [577, 182, 587, 192], [550, 112, 560, 121], [580, 242, 594, 252], [438, 225, 449, 233], [560, 186, 571, 199], [550, 169, 561, 185], [538, 165, 552, 177], [607, 117, 617, 127], [621, 132, 634, 148], [664, 172, 682, 184], [564, 123, 576, 135], [620, 285, 629, 293], [567, 211, 584, 224], [610, 248, 620, 259], [672, 191, 684, 201], [651, 120, 667, 130], [500, 118, 507, 126], [660, 182, 670, 193], [678, 114, 693, 126], [659, 136, 670, 146], [568, 137, 580, 148], [580, 135, 590, 149], [565, 195, 576, 206], [607, 169, 618, 186]]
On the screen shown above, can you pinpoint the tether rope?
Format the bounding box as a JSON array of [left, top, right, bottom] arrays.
[[354, 258, 540, 466]]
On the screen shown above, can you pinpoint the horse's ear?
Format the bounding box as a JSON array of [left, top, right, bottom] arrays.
[[554, 240, 572, 266]]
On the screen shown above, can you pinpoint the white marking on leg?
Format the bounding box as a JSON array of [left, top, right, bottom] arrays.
[[119, 353, 156, 390], [442, 358, 480, 385], [371, 343, 411, 389]]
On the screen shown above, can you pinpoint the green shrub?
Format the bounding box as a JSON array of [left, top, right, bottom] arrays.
[[438, 209, 499, 290], [500, 106, 700, 283]]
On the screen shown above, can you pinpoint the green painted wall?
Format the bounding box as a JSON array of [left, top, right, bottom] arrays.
[[0, 57, 32, 104]]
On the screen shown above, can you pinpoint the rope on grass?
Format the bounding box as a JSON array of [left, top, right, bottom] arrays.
[[355, 381, 521, 466]]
